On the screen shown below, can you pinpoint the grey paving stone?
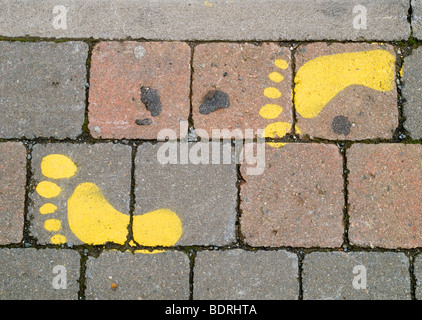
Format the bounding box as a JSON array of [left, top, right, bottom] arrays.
[[0, 142, 26, 244], [0, 248, 80, 300], [413, 0, 422, 40], [413, 254, 422, 299], [28, 143, 132, 245], [402, 46, 422, 139], [193, 249, 298, 300], [0, 41, 87, 139], [134, 142, 238, 246], [303, 252, 411, 300], [0, 0, 410, 41], [85, 250, 190, 300]]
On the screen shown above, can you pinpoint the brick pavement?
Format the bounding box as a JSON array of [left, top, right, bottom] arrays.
[[0, 0, 421, 302]]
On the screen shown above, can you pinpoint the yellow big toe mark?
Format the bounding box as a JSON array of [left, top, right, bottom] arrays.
[[294, 50, 395, 119], [41, 154, 77, 179], [36, 181, 62, 198], [263, 122, 292, 148], [67, 182, 182, 251]]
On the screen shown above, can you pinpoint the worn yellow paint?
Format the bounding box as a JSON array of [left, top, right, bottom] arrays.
[[259, 104, 283, 119], [36, 181, 62, 198], [274, 59, 288, 70], [268, 71, 284, 83], [263, 122, 292, 148], [400, 66, 403, 77], [294, 50, 395, 119], [44, 219, 62, 232], [67, 182, 182, 251], [264, 87, 282, 99], [39, 203, 58, 214], [51, 234, 66, 245], [41, 154, 77, 179], [204, 1, 213, 7]]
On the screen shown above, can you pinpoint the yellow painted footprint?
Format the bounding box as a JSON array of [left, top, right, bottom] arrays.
[[36, 154, 182, 253], [260, 50, 395, 147], [294, 50, 396, 118]]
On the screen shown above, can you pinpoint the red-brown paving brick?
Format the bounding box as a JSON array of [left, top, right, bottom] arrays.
[[0, 142, 27, 244], [240, 143, 344, 248], [192, 42, 293, 139], [294, 42, 398, 140], [88, 41, 191, 139], [348, 143, 422, 248]]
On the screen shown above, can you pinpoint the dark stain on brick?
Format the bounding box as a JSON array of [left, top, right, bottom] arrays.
[[332, 115, 352, 136], [135, 118, 152, 126], [199, 90, 230, 115], [141, 86, 162, 117]]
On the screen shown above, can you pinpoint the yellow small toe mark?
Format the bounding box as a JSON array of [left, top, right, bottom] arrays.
[[44, 219, 62, 232], [40, 203, 58, 214], [264, 87, 281, 99], [259, 104, 283, 119], [51, 234, 66, 245], [275, 59, 288, 70], [41, 154, 77, 179], [263, 122, 292, 148], [36, 181, 62, 198], [269, 72, 284, 83]]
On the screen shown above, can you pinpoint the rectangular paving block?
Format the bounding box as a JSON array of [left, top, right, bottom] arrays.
[[0, 142, 26, 244], [88, 41, 191, 140], [0, 41, 88, 139], [402, 46, 422, 140], [192, 42, 292, 139], [302, 252, 410, 300], [193, 249, 298, 300], [85, 250, 190, 300], [0, 0, 410, 40], [135, 142, 238, 246], [412, 0, 422, 39], [294, 42, 398, 140], [28, 143, 132, 246], [348, 144, 422, 248], [240, 143, 344, 248], [0, 248, 80, 300], [413, 254, 422, 300]]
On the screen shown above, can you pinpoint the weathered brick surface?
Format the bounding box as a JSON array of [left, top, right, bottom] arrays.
[[240, 143, 344, 248], [0, 248, 80, 300], [0, 142, 26, 244], [0, 41, 87, 139], [0, 0, 410, 41], [88, 41, 191, 139], [194, 249, 298, 299], [348, 144, 422, 248], [135, 142, 238, 246], [85, 250, 190, 300], [192, 42, 292, 138], [303, 252, 410, 300], [294, 42, 398, 140], [402, 46, 422, 140], [28, 143, 132, 245]]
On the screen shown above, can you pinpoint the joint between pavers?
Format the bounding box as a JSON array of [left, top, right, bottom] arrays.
[[297, 251, 305, 300]]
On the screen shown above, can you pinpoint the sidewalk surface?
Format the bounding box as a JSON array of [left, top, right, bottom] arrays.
[[0, 0, 421, 301]]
